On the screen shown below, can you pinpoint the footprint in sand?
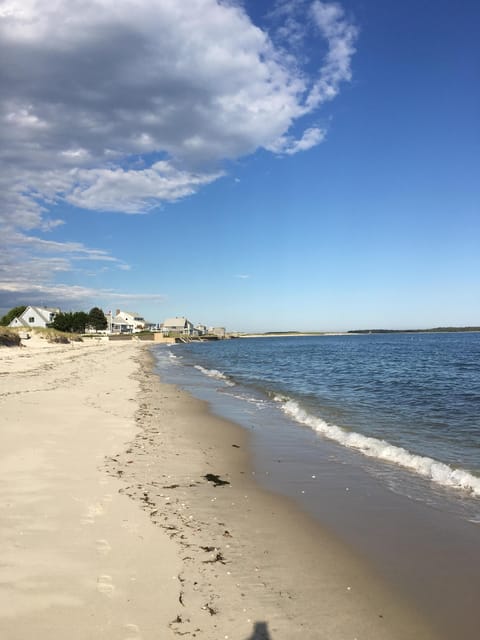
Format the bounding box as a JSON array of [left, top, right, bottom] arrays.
[[123, 623, 143, 640], [81, 502, 104, 525], [96, 574, 115, 596], [95, 539, 112, 555]]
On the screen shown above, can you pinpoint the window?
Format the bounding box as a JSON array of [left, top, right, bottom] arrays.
[[28, 317, 35, 323]]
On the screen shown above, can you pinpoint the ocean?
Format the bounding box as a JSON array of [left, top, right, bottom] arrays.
[[152, 332, 480, 636], [154, 332, 480, 507]]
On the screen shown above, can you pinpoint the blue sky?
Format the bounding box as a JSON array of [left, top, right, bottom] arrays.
[[1, 0, 478, 331]]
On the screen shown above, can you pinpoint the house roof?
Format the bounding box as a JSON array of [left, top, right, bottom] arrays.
[[22, 306, 60, 321], [163, 317, 190, 327], [37, 306, 58, 319], [115, 310, 147, 321], [9, 306, 60, 328]]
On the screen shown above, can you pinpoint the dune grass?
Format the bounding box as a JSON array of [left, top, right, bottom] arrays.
[[0, 328, 22, 347], [4, 326, 84, 344]]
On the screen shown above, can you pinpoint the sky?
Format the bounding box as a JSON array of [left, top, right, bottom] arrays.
[[0, 0, 479, 332]]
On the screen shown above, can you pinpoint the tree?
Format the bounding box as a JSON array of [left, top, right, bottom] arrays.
[[87, 307, 107, 331], [50, 311, 88, 333], [71, 312, 88, 333], [50, 312, 73, 332], [0, 305, 27, 326]]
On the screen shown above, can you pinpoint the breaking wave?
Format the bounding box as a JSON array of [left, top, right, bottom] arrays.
[[277, 397, 480, 497], [194, 364, 235, 386]]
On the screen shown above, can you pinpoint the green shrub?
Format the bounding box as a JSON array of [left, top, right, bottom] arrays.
[[0, 306, 27, 326]]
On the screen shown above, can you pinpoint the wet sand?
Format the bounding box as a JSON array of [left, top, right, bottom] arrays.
[[107, 348, 437, 639], [252, 429, 480, 640], [0, 337, 437, 639]]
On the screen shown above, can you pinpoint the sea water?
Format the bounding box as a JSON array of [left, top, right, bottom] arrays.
[[154, 333, 480, 507], [153, 333, 480, 637]]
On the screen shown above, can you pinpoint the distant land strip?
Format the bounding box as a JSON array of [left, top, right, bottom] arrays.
[[348, 327, 480, 334], [239, 328, 480, 338]]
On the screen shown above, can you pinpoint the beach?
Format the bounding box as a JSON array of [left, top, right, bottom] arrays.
[[0, 336, 438, 639]]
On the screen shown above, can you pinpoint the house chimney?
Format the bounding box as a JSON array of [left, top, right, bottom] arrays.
[[115, 309, 120, 316]]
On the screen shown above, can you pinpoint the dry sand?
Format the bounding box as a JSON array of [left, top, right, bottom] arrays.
[[0, 336, 437, 639]]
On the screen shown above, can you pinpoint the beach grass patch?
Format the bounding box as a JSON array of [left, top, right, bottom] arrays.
[[0, 329, 21, 347]]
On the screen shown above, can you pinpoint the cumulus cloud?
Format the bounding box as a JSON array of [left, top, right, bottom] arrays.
[[67, 162, 224, 214], [0, 0, 357, 307]]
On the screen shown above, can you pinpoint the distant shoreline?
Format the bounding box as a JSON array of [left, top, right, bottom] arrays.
[[348, 327, 480, 334], [238, 327, 480, 338], [238, 331, 348, 338]]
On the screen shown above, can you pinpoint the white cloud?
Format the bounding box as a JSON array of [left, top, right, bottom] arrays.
[[306, 1, 358, 109], [0, 0, 357, 306], [267, 0, 311, 54], [67, 162, 224, 213], [0, 1, 357, 208], [267, 126, 326, 155], [0, 279, 166, 311], [0, 226, 132, 311]]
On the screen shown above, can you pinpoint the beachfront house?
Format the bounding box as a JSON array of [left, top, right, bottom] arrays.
[[195, 324, 208, 336], [106, 309, 152, 334], [162, 317, 194, 336], [8, 306, 60, 329], [210, 326, 226, 339]]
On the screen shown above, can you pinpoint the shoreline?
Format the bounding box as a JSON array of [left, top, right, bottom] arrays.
[[0, 338, 437, 638], [154, 339, 480, 639], [108, 346, 438, 639]]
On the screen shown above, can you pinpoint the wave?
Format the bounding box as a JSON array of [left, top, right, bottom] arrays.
[[194, 364, 235, 386], [165, 349, 183, 362], [276, 397, 480, 497], [222, 390, 268, 409]]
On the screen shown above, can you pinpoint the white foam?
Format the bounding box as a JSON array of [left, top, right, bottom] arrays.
[[194, 364, 235, 386], [278, 398, 480, 497], [224, 391, 267, 408]]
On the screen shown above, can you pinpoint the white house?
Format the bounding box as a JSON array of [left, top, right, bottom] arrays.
[[195, 324, 208, 336], [9, 306, 60, 329], [162, 317, 194, 336], [105, 309, 152, 333]]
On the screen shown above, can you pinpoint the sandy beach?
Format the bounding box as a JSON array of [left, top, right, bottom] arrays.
[[0, 336, 437, 639]]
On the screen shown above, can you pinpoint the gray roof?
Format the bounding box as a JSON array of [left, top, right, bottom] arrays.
[[29, 306, 60, 321], [163, 317, 191, 327], [111, 315, 132, 325]]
